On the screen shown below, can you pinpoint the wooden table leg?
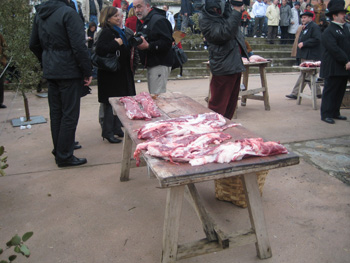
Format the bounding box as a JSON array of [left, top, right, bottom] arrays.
[[297, 72, 306, 105], [120, 131, 132, 182], [161, 186, 185, 263], [310, 72, 317, 110], [241, 173, 272, 259], [184, 184, 217, 241], [260, 65, 270, 111], [241, 67, 249, 106]]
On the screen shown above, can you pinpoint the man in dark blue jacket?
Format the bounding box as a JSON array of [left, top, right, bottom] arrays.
[[286, 11, 322, 99], [320, 0, 350, 124], [134, 0, 173, 95], [181, 0, 193, 32], [30, 0, 92, 167]]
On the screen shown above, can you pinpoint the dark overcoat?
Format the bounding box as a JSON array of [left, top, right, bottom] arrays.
[[96, 26, 136, 104], [320, 22, 350, 78], [296, 21, 322, 60]]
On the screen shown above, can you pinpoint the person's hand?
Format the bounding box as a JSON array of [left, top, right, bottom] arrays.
[[184, 13, 188, 16], [137, 36, 150, 50], [115, 37, 123, 46], [346, 61, 350, 71], [84, 76, 92, 86], [291, 21, 294, 24], [298, 42, 303, 49], [88, 37, 93, 40]]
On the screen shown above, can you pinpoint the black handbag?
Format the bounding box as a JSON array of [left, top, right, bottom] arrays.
[[91, 50, 120, 72], [172, 44, 188, 70]]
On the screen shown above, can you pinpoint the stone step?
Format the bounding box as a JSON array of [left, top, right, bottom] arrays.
[[253, 50, 292, 59], [249, 43, 293, 51]]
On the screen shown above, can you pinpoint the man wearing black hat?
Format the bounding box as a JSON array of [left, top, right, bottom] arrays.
[[320, 0, 350, 124], [285, 10, 322, 99]]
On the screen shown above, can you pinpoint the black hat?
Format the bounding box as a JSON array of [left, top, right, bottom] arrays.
[[300, 11, 314, 18], [325, 0, 346, 17], [294, 2, 300, 6]]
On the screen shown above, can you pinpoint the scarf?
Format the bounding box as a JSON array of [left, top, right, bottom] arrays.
[[113, 25, 128, 46]]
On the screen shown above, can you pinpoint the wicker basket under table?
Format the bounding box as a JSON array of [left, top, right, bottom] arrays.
[[215, 171, 269, 208]]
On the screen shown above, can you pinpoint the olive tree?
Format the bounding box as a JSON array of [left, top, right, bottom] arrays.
[[0, 0, 42, 122]]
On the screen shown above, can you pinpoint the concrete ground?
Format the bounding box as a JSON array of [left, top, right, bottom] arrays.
[[0, 72, 349, 263]]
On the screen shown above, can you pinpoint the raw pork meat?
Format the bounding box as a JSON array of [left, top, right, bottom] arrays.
[[134, 92, 161, 118], [299, 61, 321, 68], [134, 132, 232, 166], [248, 55, 268, 63], [137, 112, 241, 140], [189, 138, 288, 166], [119, 96, 152, 120]]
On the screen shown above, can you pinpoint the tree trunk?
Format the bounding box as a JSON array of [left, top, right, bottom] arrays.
[[21, 89, 31, 122]]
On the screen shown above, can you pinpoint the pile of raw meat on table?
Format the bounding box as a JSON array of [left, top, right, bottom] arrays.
[[299, 61, 321, 68], [120, 94, 288, 167]]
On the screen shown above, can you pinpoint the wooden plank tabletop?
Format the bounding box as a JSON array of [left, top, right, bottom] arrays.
[[109, 93, 299, 188]]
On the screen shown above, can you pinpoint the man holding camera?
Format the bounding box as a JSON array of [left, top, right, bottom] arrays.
[[199, 0, 248, 120], [133, 0, 173, 95]]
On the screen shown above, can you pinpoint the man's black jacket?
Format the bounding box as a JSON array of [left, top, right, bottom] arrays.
[[136, 8, 173, 68], [29, 0, 91, 79], [320, 22, 350, 78], [296, 21, 322, 61]]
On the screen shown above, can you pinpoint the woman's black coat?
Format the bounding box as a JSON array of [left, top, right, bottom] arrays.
[[95, 26, 136, 104]]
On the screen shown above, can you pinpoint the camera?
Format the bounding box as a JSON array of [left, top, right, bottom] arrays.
[[130, 32, 147, 47]]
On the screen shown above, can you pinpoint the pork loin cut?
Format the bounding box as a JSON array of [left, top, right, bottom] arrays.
[[134, 132, 232, 166], [134, 92, 161, 118], [137, 112, 240, 140], [189, 138, 288, 166], [119, 96, 152, 120]]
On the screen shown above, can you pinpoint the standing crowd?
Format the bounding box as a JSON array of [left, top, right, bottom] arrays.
[[0, 0, 347, 167], [28, 0, 174, 167]]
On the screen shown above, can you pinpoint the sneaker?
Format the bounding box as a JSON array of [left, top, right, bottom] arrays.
[[261, 35, 265, 38], [177, 75, 182, 78], [254, 35, 257, 38]]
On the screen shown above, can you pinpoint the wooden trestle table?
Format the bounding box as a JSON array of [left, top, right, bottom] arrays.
[[109, 92, 299, 263]]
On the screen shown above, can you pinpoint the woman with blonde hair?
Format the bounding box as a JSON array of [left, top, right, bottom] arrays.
[[125, 7, 137, 32], [96, 6, 136, 143]]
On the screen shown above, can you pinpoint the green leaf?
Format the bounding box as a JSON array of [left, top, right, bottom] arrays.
[[14, 246, 20, 253], [19, 244, 30, 257], [22, 232, 33, 242], [0, 146, 4, 156], [8, 235, 21, 246], [0, 248, 3, 254], [0, 260, 8, 263], [8, 255, 16, 262]]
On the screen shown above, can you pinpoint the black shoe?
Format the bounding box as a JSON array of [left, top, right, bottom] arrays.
[[74, 144, 82, 150], [57, 156, 87, 167], [286, 94, 297, 99], [317, 95, 322, 99], [321, 117, 335, 124], [333, 115, 347, 120], [74, 141, 79, 145], [102, 136, 122, 143], [0, 104, 7, 108], [115, 131, 124, 138]]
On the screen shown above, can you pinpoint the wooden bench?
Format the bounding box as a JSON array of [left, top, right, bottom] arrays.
[[109, 93, 299, 263]]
